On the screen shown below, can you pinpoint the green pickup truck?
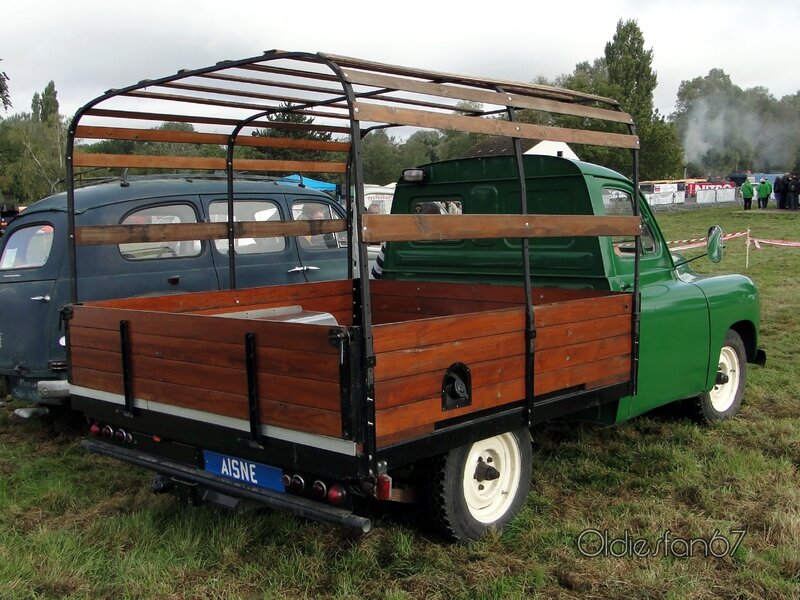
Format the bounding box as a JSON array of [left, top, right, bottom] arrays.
[[65, 50, 764, 542]]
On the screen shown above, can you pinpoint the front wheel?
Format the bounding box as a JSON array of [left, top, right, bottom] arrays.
[[426, 428, 532, 541], [692, 329, 747, 423]]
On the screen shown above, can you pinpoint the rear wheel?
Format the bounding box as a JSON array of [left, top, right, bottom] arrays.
[[426, 428, 532, 541], [693, 329, 747, 423]]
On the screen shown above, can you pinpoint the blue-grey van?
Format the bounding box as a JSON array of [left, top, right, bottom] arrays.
[[0, 176, 347, 404]]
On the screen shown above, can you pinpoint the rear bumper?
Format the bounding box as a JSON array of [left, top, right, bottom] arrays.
[[81, 438, 372, 534]]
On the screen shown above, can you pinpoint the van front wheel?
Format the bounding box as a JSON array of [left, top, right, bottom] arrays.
[[693, 329, 747, 423], [426, 428, 532, 542]]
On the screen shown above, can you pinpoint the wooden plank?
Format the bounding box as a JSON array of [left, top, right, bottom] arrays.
[[72, 363, 343, 438], [373, 308, 525, 353], [72, 152, 347, 173], [325, 53, 622, 106], [341, 69, 633, 125], [376, 424, 435, 448], [70, 308, 343, 354], [353, 103, 640, 149], [375, 355, 525, 410], [376, 379, 525, 438], [71, 279, 351, 313], [375, 331, 525, 381], [533, 334, 631, 374], [75, 125, 350, 152], [361, 213, 641, 243], [84, 108, 350, 134], [534, 355, 631, 396], [75, 219, 346, 246], [534, 294, 632, 327], [535, 314, 631, 351], [371, 295, 518, 319]]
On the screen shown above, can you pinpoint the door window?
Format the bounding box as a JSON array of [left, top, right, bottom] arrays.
[[292, 201, 346, 250], [209, 200, 286, 255], [601, 188, 656, 256], [0, 224, 54, 270], [119, 204, 201, 260]]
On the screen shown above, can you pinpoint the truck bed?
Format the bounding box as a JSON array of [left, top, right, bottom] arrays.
[[69, 279, 633, 448]]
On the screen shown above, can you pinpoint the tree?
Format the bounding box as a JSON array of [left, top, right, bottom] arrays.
[[361, 129, 400, 184], [248, 103, 344, 180], [604, 19, 657, 126], [0, 59, 10, 111]]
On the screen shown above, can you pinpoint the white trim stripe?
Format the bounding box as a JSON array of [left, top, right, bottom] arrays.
[[70, 385, 357, 456]]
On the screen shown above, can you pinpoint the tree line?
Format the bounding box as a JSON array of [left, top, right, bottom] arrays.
[[2, 20, 800, 206]]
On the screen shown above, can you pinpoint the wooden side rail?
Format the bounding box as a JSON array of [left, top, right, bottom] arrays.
[[342, 69, 633, 124], [75, 125, 351, 153], [72, 152, 347, 173], [75, 219, 347, 245], [361, 214, 642, 243], [354, 103, 640, 149]]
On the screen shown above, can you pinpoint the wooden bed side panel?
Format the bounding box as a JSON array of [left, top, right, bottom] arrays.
[[69, 310, 344, 437], [69, 308, 341, 355]]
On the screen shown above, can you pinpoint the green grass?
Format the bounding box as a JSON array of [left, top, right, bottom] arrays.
[[1, 205, 799, 599]]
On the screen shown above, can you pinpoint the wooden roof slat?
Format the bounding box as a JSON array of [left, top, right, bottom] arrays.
[[323, 53, 622, 106], [158, 81, 351, 113], [353, 103, 640, 149], [239, 62, 341, 83], [75, 219, 347, 246], [73, 152, 348, 173], [201, 72, 344, 97], [343, 69, 633, 125], [74, 125, 350, 152], [361, 214, 642, 243], [83, 109, 352, 135]]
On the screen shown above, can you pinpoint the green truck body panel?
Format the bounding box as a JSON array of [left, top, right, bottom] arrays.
[[383, 155, 762, 424]]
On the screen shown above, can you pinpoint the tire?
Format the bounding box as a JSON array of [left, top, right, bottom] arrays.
[[693, 329, 747, 423], [426, 428, 532, 542]]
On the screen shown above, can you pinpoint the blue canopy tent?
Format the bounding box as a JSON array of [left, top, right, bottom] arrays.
[[282, 174, 337, 192]]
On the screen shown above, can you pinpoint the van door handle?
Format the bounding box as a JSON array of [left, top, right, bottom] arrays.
[[167, 275, 180, 285], [30, 295, 51, 303], [305, 266, 320, 271], [287, 266, 307, 273]]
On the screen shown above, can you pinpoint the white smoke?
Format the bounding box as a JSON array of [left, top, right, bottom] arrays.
[[682, 97, 798, 171]]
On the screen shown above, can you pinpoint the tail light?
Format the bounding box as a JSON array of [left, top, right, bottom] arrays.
[[101, 425, 114, 439], [327, 484, 347, 506], [376, 474, 393, 501], [89, 423, 102, 437], [311, 480, 327, 498]]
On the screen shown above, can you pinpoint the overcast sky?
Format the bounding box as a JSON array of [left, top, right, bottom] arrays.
[[3, 0, 799, 122]]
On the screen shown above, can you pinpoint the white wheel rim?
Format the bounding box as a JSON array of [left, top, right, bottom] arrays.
[[462, 433, 522, 523], [709, 345, 740, 412]]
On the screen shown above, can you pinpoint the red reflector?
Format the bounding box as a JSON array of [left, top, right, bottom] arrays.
[[152, 436, 162, 443], [327, 484, 347, 506], [376, 474, 392, 500], [89, 423, 102, 437]]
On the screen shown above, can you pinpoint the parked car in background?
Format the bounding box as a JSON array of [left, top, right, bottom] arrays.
[[0, 176, 347, 403]]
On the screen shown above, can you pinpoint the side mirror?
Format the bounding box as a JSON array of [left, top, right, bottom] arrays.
[[707, 225, 723, 263]]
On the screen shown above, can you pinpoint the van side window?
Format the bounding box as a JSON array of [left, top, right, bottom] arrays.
[[413, 200, 462, 214], [0, 224, 54, 270], [601, 188, 656, 257], [292, 201, 346, 250], [119, 204, 201, 260], [210, 200, 286, 255]]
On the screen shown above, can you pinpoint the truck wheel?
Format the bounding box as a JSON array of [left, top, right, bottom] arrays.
[[694, 329, 747, 423], [426, 428, 532, 542]]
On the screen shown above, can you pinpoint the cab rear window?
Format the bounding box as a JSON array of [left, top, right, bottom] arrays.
[[0, 224, 54, 270]]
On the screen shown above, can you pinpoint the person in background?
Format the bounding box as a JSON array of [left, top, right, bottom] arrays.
[[757, 178, 772, 209], [740, 178, 754, 210], [774, 174, 787, 209], [788, 173, 800, 210]]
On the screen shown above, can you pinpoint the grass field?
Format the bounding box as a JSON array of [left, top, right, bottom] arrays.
[[1, 205, 798, 599]]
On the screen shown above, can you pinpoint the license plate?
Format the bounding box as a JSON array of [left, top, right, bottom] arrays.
[[203, 450, 284, 493]]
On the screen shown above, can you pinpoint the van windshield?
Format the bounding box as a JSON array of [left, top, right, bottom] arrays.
[[0, 224, 54, 270]]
